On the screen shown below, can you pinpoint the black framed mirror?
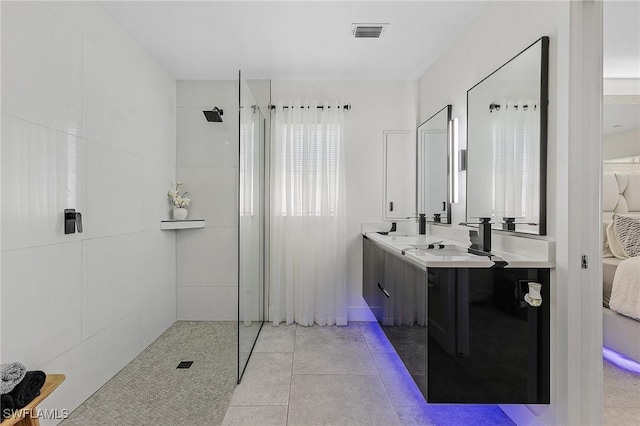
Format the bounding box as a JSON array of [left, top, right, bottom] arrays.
[[417, 105, 452, 224], [466, 36, 549, 235]]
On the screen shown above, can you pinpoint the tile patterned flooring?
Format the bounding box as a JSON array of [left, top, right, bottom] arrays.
[[61, 320, 640, 425], [222, 322, 514, 426]]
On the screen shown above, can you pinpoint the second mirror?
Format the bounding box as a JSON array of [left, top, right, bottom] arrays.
[[417, 105, 452, 224]]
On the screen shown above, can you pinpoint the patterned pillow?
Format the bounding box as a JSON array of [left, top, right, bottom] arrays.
[[613, 214, 640, 258]]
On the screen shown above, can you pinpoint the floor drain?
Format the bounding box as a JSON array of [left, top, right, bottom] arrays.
[[176, 361, 194, 369]]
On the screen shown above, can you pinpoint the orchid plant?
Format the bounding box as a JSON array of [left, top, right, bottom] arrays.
[[168, 181, 191, 209]]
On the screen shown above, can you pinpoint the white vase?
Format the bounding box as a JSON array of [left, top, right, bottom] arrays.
[[173, 208, 188, 220]]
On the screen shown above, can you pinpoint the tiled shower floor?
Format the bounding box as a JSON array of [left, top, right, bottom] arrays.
[[62, 321, 237, 426]]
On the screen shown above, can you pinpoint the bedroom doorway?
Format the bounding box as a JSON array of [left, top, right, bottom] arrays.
[[601, 1, 640, 423]]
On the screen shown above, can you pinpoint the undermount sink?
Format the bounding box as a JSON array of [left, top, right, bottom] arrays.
[[408, 245, 469, 257]]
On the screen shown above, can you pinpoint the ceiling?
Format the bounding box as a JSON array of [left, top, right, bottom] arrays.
[[98, 1, 487, 81], [99, 1, 638, 81]]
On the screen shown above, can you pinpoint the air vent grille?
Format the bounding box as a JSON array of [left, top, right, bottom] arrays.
[[351, 23, 388, 38]]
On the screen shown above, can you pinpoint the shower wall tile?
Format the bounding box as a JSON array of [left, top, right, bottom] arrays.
[[142, 158, 175, 230], [176, 107, 239, 168], [1, 242, 83, 369], [1, 1, 177, 418], [177, 286, 238, 321], [176, 80, 240, 320], [142, 288, 177, 348], [83, 140, 142, 239], [1, 1, 82, 134], [38, 342, 87, 419], [177, 226, 238, 288], [84, 311, 143, 394], [82, 40, 145, 155], [42, 1, 144, 78], [82, 231, 175, 339], [177, 80, 238, 108], [139, 84, 177, 168], [1, 115, 87, 251], [175, 167, 238, 226]]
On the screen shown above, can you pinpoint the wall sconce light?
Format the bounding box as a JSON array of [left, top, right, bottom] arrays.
[[448, 117, 459, 203]]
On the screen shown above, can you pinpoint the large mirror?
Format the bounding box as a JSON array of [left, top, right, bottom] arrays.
[[603, 98, 640, 165], [417, 105, 452, 224], [466, 37, 549, 235]]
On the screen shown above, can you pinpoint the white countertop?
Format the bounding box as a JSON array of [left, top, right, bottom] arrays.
[[364, 232, 555, 269]]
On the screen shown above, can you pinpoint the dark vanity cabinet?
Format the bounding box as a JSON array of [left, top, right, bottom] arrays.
[[363, 237, 428, 395], [428, 267, 550, 404], [362, 236, 550, 404]]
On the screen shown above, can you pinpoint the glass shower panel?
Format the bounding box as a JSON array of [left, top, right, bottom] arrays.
[[238, 72, 265, 382]]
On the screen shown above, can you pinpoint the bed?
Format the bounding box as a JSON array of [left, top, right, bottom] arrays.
[[602, 173, 640, 364]]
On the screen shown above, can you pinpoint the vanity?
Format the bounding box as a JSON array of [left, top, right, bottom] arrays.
[[368, 35, 553, 405], [363, 232, 552, 404]]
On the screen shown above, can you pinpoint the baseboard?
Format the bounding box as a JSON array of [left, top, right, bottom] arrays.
[[347, 305, 376, 321], [499, 404, 544, 426]]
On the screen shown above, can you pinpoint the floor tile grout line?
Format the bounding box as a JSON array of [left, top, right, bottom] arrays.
[[285, 323, 296, 425], [359, 322, 406, 424]]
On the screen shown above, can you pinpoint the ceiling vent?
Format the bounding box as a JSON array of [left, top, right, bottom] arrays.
[[350, 23, 388, 39]]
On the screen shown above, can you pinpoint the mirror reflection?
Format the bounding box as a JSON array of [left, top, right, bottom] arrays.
[[603, 100, 640, 164], [417, 105, 451, 224], [466, 37, 548, 235]]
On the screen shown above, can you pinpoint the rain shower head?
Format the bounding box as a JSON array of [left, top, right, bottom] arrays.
[[203, 107, 223, 122]]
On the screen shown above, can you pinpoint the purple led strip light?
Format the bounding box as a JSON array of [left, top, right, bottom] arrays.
[[603, 347, 640, 374]]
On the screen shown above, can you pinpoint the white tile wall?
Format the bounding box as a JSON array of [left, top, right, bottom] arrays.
[[1, 242, 82, 368], [84, 311, 143, 392], [176, 107, 239, 168], [177, 226, 238, 287], [82, 41, 145, 155], [177, 286, 237, 321], [1, 115, 87, 251], [1, 1, 82, 133], [38, 346, 86, 425], [83, 140, 143, 239], [175, 167, 238, 225], [177, 80, 238, 107], [142, 158, 174, 230], [142, 288, 177, 347], [82, 231, 175, 339], [176, 81, 239, 320], [1, 2, 177, 421]]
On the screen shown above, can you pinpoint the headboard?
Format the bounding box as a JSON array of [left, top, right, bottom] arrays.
[[603, 173, 640, 220]]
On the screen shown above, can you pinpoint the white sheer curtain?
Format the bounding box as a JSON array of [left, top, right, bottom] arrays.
[[270, 101, 347, 326], [491, 99, 539, 222]]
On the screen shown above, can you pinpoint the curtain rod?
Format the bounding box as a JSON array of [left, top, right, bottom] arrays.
[[268, 103, 351, 111]]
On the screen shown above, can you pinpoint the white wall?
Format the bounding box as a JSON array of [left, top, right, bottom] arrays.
[[271, 81, 418, 319], [418, 1, 573, 425], [604, 129, 640, 160], [175, 81, 239, 320], [1, 2, 176, 423]]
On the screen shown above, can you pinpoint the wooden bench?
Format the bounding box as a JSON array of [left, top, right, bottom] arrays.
[[2, 374, 65, 426]]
